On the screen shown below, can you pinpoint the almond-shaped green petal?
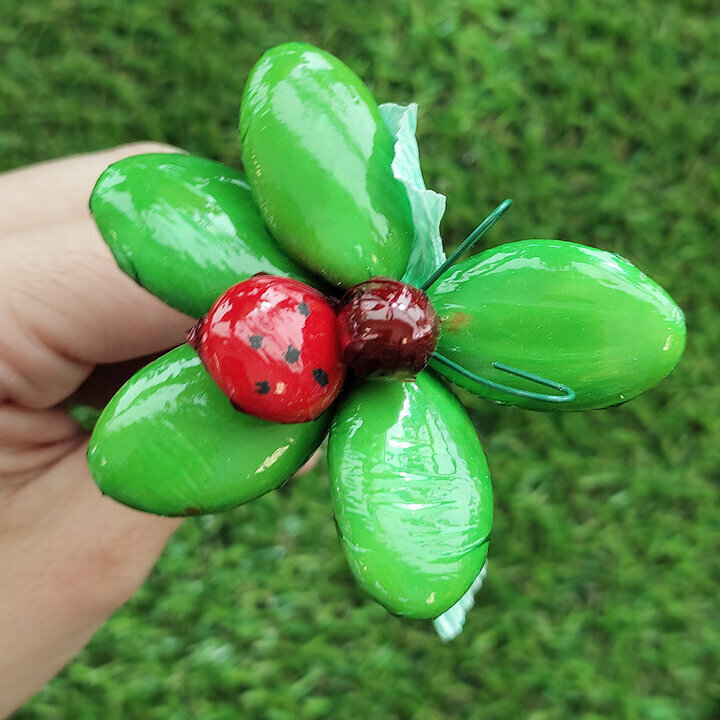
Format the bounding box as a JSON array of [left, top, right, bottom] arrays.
[[239, 43, 414, 287], [328, 372, 492, 619], [88, 345, 330, 516], [428, 240, 686, 411], [90, 153, 317, 318]]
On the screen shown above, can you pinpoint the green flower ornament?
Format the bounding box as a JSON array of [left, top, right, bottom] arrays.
[[86, 43, 685, 639]]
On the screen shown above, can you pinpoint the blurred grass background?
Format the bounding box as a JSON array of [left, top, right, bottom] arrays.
[[2, 0, 719, 718]]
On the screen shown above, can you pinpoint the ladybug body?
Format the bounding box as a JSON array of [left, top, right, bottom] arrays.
[[189, 275, 345, 423]]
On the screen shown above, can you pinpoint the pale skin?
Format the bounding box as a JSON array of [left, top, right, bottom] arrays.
[[0, 142, 192, 716], [0, 144, 320, 716]]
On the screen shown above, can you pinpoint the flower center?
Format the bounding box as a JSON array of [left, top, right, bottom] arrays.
[[335, 277, 440, 378]]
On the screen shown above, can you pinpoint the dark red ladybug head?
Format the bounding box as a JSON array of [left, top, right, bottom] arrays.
[[335, 277, 440, 378]]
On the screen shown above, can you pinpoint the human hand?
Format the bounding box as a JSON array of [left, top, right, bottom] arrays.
[[0, 144, 193, 717]]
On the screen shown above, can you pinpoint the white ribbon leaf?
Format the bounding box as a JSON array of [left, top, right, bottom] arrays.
[[379, 103, 447, 287]]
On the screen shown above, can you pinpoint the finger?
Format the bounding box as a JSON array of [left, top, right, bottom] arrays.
[[0, 436, 85, 480], [0, 143, 182, 239], [0, 404, 81, 445], [0, 219, 193, 409], [293, 448, 322, 477], [0, 444, 182, 715]]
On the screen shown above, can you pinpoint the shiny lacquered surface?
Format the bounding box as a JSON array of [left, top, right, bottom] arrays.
[[336, 277, 440, 377], [429, 240, 686, 411], [239, 43, 414, 287], [90, 153, 317, 318], [88, 345, 330, 516], [191, 275, 346, 423], [328, 372, 492, 619]]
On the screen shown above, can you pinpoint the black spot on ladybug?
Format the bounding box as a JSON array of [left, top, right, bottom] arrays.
[[312, 368, 329, 387], [284, 345, 301, 364], [297, 302, 310, 316], [255, 380, 271, 394], [249, 334, 263, 349]]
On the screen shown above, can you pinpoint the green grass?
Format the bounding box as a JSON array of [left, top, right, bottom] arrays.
[[3, 0, 719, 717]]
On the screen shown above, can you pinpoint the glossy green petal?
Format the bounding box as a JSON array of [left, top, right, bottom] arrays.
[[90, 153, 317, 318], [239, 43, 414, 287], [378, 103, 447, 287], [88, 345, 330, 516], [429, 239, 686, 411], [328, 372, 492, 619]]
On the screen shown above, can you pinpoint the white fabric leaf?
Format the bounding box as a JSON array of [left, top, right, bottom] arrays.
[[379, 103, 447, 287]]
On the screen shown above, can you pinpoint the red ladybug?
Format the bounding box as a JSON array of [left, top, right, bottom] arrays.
[[188, 275, 346, 423]]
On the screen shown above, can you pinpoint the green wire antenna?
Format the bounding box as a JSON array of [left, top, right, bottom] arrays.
[[420, 199, 512, 292], [432, 354, 576, 404], [424, 199, 576, 405]]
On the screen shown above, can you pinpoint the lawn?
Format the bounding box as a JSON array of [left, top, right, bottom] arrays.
[[2, 0, 719, 718]]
